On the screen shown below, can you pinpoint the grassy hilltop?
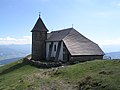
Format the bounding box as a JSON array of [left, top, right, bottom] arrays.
[[0, 59, 120, 90]]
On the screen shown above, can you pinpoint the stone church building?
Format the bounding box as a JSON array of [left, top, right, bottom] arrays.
[[31, 17, 104, 62]]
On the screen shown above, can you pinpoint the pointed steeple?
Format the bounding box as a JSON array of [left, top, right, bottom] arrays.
[[31, 17, 48, 32]]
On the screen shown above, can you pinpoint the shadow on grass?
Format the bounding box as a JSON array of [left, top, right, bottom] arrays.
[[0, 62, 26, 75]]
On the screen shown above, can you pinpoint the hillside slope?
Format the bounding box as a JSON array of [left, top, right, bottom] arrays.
[[0, 59, 120, 90]]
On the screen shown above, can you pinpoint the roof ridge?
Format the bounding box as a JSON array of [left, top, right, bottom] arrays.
[[46, 28, 73, 42], [51, 27, 73, 33], [62, 28, 75, 40]]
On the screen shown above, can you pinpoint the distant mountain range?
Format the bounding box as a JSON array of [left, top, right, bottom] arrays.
[[0, 44, 31, 61], [105, 52, 120, 59], [0, 57, 22, 66], [0, 44, 31, 66], [100, 44, 120, 59]]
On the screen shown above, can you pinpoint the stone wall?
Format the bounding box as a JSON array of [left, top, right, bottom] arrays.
[[23, 58, 62, 68]]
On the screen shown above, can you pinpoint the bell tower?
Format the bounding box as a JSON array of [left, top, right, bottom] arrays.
[[31, 16, 48, 61]]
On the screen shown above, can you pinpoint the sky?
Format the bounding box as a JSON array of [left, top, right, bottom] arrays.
[[0, 0, 120, 52]]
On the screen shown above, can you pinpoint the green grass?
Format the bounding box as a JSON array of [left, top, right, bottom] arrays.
[[0, 59, 120, 90]]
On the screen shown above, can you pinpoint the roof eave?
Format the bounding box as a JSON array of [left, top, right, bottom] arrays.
[[46, 39, 64, 42], [71, 54, 105, 56]]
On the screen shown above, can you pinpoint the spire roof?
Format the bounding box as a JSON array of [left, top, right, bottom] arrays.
[[31, 17, 48, 32]]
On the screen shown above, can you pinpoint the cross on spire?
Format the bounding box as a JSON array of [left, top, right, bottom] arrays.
[[39, 12, 41, 17]]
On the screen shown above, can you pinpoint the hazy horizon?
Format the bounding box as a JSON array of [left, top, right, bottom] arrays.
[[0, 43, 119, 53]]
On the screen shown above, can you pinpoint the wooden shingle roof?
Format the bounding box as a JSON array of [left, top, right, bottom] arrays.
[[47, 28, 104, 56], [46, 28, 71, 41]]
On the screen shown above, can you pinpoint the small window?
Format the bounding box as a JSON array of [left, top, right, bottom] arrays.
[[54, 45, 56, 51]]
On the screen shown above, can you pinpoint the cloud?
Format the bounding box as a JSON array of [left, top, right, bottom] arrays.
[[96, 38, 120, 45], [0, 37, 16, 41], [0, 36, 32, 45]]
